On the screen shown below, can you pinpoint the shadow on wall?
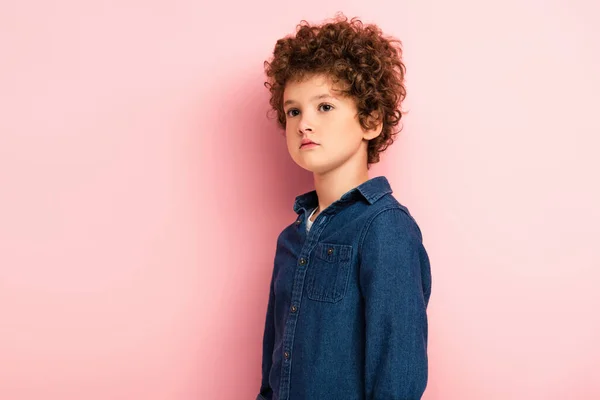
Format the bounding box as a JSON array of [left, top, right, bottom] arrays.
[[204, 68, 313, 220], [194, 68, 313, 398]]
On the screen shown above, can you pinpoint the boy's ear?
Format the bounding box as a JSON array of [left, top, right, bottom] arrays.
[[362, 110, 383, 140]]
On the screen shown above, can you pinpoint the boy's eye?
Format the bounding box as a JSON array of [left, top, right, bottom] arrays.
[[285, 103, 333, 118], [286, 109, 300, 118]]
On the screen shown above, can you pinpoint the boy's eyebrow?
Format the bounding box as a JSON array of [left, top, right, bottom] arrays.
[[283, 93, 338, 107]]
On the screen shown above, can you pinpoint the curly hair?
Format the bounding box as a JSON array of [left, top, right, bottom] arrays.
[[263, 13, 407, 165]]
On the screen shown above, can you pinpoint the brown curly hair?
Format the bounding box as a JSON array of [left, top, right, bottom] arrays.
[[264, 13, 407, 165]]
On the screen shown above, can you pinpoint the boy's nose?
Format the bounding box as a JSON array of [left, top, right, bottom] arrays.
[[298, 121, 313, 134]]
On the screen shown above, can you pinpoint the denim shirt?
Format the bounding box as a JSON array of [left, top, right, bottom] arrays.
[[257, 176, 432, 400]]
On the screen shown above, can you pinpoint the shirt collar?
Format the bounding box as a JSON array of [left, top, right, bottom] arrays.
[[293, 175, 393, 214]]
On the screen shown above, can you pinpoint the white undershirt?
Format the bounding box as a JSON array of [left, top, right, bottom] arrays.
[[306, 207, 318, 232]]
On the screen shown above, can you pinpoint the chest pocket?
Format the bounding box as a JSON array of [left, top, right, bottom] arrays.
[[305, 243, 353, 303]]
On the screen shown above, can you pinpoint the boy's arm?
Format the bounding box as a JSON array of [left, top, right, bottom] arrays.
[[359, 208, 432, 400], [256, 270, 276, 400]]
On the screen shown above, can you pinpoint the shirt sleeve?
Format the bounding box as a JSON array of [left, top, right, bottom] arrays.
[[359, 208, 432, 400], [257, 269, 276, 400]]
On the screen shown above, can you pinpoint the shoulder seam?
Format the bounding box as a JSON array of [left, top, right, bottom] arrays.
[[358, 206, 415, 258]]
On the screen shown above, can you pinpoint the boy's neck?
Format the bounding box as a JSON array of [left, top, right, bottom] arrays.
[[312, 163, 370, 217]]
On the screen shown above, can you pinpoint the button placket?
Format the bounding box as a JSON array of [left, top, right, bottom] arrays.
[[279, 208, 333, 400]]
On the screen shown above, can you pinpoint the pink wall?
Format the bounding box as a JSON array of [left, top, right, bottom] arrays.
[[1, 1, 599, 399]]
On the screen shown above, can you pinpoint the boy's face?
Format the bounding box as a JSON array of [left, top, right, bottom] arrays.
[[282, 74, 380, 175]]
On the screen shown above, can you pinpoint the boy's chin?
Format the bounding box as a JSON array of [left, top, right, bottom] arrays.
[[293, 153, 342, 175], [297, 161, 333, 175]]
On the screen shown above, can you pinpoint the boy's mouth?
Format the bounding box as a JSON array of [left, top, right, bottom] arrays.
[[300, 143, 319, 149], [300, 139, 319, 149]]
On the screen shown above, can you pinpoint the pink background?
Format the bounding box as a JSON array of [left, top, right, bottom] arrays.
[[1, 1, 599, 399]]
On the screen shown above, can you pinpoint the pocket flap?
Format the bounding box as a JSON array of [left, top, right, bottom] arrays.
[[315, 243, 352, 263]]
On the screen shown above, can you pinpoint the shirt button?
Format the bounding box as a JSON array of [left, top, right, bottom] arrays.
[[295, 219, 301, 225], [284, 351, 290, 359], [327, 248, 334, 255], [291, 305, 297, 313], [299, 258, 306, 265]]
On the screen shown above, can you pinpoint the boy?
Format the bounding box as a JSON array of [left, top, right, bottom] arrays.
[[257, 14, 432, 400]]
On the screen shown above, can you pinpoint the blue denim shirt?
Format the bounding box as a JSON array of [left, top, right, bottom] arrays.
[[257, 176, 432, 400]]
